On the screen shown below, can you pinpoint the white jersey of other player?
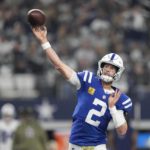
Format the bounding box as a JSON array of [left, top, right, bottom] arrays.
[[0, 119, 19, 150]]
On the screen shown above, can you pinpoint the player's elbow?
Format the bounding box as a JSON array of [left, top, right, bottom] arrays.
[[116, 123, 128, 136]]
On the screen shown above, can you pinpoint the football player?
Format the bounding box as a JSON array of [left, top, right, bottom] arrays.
[[0, 103, 19, 150], [32, 26, 132, 150]]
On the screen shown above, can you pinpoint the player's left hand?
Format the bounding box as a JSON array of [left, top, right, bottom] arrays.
[[108, 89, 121, 108]]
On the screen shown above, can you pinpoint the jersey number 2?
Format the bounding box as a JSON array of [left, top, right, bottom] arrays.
[[85, 98, 107, 127]]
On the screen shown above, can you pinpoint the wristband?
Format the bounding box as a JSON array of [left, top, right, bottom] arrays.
[[109, 106, 126, 128], [41, 42, 51, 50]]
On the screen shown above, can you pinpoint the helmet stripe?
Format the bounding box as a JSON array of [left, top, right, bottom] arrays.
[[110, 53, 115, 60]]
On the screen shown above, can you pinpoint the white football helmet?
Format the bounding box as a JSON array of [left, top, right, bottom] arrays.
[[97, 53, 125, 82], [1, 103, 15, 117]]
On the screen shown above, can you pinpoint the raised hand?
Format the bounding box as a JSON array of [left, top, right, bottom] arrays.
[[108, 89, 121, 108], [32, 26, 48, 44]]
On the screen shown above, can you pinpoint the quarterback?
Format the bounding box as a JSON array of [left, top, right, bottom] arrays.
[[32, 26, 132, 150]]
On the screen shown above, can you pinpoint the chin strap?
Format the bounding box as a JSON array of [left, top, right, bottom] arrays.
[[100, 74, 114, 83]]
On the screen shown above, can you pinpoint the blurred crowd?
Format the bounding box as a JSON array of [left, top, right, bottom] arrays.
[[0, 103, 68, 150], [0, 0, 149, 101]]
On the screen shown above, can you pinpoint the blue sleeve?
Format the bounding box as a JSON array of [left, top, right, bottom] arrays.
[[77, 71, 86, 85], [77, 70, 93, 90], [77, 70, 92, 83], [116, 93, 132, 113], [77, 71, 87, 84]]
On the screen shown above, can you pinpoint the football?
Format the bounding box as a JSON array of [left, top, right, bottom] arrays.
[[27, 9, 46, 26]]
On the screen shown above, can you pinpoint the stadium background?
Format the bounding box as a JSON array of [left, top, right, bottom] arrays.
[[0, 0, 149, 149]]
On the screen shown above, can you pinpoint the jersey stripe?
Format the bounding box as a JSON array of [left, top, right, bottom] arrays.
[[88, 72, 93, 83], [124, 103, 132, 109], [122, 98, 131, 105], [83, 71, 88, 82]]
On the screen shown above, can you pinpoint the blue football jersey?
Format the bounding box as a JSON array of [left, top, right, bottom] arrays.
[[69, 70, 132, 146]]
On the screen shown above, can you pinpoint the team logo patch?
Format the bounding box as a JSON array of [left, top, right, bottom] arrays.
[[88, 87, 95, 95]]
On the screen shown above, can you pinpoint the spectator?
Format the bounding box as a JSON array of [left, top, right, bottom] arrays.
[[12, 107, 48, 150]]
